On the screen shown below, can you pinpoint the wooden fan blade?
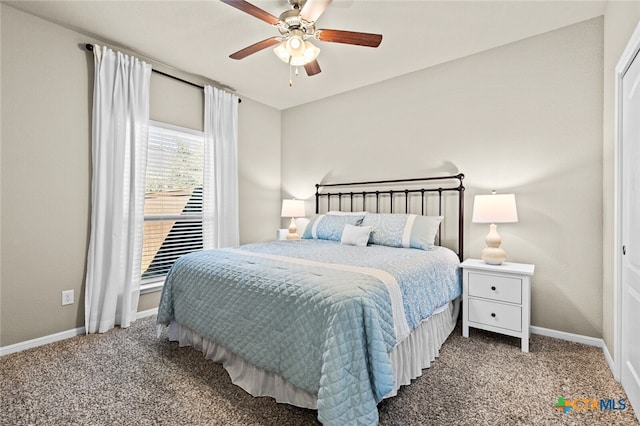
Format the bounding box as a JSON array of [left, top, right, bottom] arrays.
[[230, 37, 281, 60], [316, 29, 382, 47], [304, 59, 322, 76], [300, 0, 333, 23], [220, 0, 279, 25]]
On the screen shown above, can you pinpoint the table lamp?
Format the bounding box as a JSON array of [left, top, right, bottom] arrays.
[[281, 199, 305, 240], [472, 192, 518, 264]]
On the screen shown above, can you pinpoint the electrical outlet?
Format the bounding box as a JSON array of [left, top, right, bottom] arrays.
[[62, 290, 74, 306]]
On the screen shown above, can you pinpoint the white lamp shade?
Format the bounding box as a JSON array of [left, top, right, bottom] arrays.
[[281, 199, 305, 218], [472, 193, 518, 224]]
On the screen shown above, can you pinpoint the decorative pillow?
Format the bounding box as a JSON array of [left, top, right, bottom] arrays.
[[302, 214, 365, 241], [340, 224, 372, 247], [295, 217, 310, 236], [361, 213, 443, 250]]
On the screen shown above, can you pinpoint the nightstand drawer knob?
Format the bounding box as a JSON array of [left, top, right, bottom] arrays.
[[491, 313, 496, 318], [491, 286, 496, 291]]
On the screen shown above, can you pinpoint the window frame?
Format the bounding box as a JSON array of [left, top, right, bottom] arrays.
[[140, 120, 205, 293]]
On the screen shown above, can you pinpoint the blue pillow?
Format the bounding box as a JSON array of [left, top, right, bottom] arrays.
[[302, 214, 365, 241], [361, 213, 443, 250]]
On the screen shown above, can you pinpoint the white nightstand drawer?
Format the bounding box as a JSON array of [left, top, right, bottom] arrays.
[[468, 272, 522, 304], [468, 299, 522, 332]]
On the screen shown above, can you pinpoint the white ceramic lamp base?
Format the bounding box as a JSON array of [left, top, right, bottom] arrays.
[[286, 217, 300, 240], [482, 223, 507, 265]]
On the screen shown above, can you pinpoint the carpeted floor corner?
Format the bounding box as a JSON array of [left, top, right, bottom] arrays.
[[1, 316, 637, 425]]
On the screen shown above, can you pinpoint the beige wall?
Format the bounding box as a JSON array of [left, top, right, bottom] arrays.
[[2, 1, 635, 352], [282, 18, 604, 337], [237, 97, 282, 244], [602, 3, 640, 358], [2, 5, 92, 346], [0, 5, 281, 347], [150, 74, 204, 131]]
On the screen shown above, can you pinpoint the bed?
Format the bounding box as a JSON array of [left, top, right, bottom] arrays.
[[157, 174, 465, 425]]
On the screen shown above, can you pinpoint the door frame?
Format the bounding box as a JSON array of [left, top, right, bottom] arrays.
[[614, 21, 640, 381]]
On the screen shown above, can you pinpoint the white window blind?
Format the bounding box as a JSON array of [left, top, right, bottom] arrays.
[[142, 121, 204, 282]]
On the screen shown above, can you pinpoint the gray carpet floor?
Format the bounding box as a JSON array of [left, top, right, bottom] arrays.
[[1, 315, 637, 425]]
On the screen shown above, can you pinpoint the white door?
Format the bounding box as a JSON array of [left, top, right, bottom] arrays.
[[621, 44, 640, 416]]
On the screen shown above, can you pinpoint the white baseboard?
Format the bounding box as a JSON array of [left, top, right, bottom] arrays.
[[530, 325, 604, 348], [602, 342, 616, 376], [0, 326, 86, 357], [0, 308, 159, 357], [137, 307, 159, 319]]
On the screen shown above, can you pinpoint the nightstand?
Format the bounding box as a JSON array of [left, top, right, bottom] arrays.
[[277, 229, 288, 240], [461, 258, 535, 352]]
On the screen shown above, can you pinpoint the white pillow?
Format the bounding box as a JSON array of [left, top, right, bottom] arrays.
[[340, 224, 373, 247], [295, 217, 310, 236]]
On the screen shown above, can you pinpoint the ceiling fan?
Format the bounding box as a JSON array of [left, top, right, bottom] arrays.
[[220, 0, 383, 82]]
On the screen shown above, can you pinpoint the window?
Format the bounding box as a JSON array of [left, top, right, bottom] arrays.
[[141, 121, 204, 285]]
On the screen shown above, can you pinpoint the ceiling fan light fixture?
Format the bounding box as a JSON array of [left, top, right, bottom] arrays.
[[273, 39, 319, 66], [273, 42, 290, 63], [285, 30, 306, 56], [287, 35, 304, 53], [302, 41, 320, 63], [222, 0, 384, 79]]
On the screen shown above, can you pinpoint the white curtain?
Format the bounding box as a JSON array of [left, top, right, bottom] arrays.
[[85, 45, 151, 334], [203, 85, 240, 249]]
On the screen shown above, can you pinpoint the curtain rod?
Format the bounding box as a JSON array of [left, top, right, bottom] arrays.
[[84, 44, 241, 103]]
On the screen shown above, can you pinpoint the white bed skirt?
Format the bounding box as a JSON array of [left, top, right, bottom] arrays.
[[165, 298, 460, 409]]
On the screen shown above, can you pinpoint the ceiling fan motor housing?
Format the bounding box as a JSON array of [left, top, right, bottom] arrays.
[[278, 9, 316, 37]]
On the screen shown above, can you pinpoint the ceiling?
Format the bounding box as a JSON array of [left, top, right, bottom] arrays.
[[5, 0, 607, 110]]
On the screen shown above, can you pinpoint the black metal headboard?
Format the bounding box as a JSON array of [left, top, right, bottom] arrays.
[[314, 174, 465, 261]]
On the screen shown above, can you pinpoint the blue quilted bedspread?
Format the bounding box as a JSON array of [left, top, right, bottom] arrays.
[[157, 240, 460, 426]]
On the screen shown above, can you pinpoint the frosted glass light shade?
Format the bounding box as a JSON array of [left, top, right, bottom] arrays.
[[274, 42, 290, 63], [273, 40, 320, 66], [302, 41, 320, 63], [286, 35, 305, 56]]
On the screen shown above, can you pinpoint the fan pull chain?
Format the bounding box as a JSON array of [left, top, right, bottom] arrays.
[[287, 61, 300, 87]]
